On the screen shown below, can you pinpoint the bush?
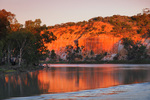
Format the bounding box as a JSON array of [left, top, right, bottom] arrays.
[[121, 37, 148, 60]]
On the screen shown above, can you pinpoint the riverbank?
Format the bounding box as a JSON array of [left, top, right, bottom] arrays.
[[45, 59, 150, 64], [1, 59, 150, 75], [0, 64, 44, 75]]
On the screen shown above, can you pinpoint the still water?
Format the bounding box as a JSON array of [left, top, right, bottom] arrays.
[[1, 64, 150, 99]]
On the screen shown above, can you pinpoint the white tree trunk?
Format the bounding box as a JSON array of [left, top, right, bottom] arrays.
[[19, 49, 22, 67], [7, 46, 10, 64]]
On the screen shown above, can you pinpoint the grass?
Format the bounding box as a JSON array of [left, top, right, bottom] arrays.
[[5, 70, 16, 73], [0, 68, 5, 72]]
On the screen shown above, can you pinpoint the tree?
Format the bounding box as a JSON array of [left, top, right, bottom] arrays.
[[0, 9, 16, 39], [0, 9, 20, 64], [0, 10, 57, 66], [10, 22, 23, 31], [51, 50, 56, 60], [25, 19, 42, 31], [8, 30, 34, 66], [41, 31, 57, 43], [0, 41, 3, 64], [7, 29, 57, 66], [101, 25, 106, 31], [121, 37, 134, 50], [90, 50, 94, 55], [121, 37, 148, 60]]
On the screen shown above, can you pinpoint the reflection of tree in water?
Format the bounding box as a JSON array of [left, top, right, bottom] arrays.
[[0, 74, 7, 99], [0, 72, 49, 99], [49, 67, 56, 77], [123, 69, 148, 84], [66, 67, 98, 89], [66, 67, 81, 87]]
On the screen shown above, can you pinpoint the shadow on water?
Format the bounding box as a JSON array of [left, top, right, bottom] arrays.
[[0, 64, 150, 99], [0, 72, 49, 99], [123, 69, 148, 84]]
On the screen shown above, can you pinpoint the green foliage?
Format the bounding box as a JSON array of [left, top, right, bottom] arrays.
[[25, 19, 41, 30], [0, 9, 13, 39], [51, 50, 56, 60], [90, 50, 94, 55], [0, 41, 3, 58], [76, 55, 82, 59], [101, 25, 106, 31], [95, 54, 103, 61], [89, 16, 103, 22], [65, 44, 83, 62], [142, 29, 150, 38], [7, 30, 37, 65], [121, 37, 148, 60], [0, 9, 57, 66], [66, 52, 75, 62], [66, 45, 73, 49], [113, 54, 119, 60], [42, 31, 57, 43], [121, 37, 134, 49], [127, 44, 148, 60], [95, 52, 107, 61], [137, 28, 142, 34]]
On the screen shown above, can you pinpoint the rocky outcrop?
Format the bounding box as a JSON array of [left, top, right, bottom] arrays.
[[117, 40, 128, 60], [46, 34, 150, 61], [102, 54, 117, 61], [143, 38, 150, 56], [43, 16, 150, 61]]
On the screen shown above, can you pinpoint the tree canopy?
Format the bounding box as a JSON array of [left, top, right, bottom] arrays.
[[0, 9, 57, 66]]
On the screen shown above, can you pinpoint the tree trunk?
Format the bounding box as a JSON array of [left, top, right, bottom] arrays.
[[7, 46, 10, 65], [19, 49, 22, 67]]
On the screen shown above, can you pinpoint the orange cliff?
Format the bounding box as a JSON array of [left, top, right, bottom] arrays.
[[45, 21, 117, 54], [44, 20, 143, 55]]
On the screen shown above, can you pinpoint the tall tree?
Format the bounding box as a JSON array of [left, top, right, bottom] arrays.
[[8, 30, 34, 66], [121, 37, 148, 60], [51, 50, 56, 60], [0, 9, 19, 64]]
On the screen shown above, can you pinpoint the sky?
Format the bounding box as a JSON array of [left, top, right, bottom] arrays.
[[0, 0, 150, 26]]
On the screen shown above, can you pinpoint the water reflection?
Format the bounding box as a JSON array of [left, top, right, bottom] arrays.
[[0, 64, 150, 99]]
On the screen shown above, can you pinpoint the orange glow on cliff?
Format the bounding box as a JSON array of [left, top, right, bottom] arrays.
[[44, 21, 143, 55]]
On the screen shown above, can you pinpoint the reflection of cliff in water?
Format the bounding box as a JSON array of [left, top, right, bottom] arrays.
[[37, 66, 150, 93]]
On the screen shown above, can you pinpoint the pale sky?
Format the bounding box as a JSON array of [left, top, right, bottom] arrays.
[[0, 0, 150, 26]]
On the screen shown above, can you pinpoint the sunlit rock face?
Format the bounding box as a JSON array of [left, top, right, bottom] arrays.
[[44, 20, 149, 59], [46, 34, 121, 55], [45, 33, 146, 57], [78, 35, 120, 54], [45, 21, 115, 55]]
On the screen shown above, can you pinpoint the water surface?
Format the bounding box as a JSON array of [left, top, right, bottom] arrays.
[[1, 64, 150, 99]]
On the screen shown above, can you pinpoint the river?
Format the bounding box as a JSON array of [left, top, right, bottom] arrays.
[[1, 64, 150, 100]]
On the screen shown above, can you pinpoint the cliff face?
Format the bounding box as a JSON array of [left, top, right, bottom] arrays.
[[45, 14, 150, 57]]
